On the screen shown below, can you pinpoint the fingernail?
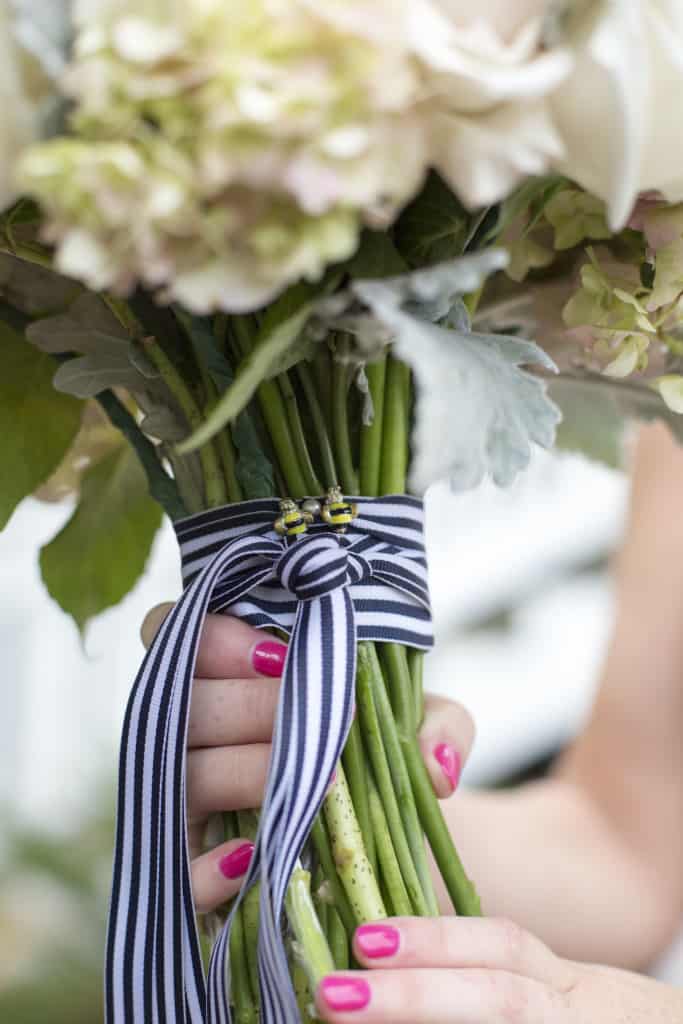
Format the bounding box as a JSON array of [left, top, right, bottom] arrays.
[[325, 769, 337, 797], [434, 743, 461, 791], [355, 924, 400, 959], [320, 976, 371, 1012], [251, 640, 288, 677], [219, 842, 254, 880]]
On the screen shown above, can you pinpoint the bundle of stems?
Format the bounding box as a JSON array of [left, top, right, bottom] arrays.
[[128, 305, 482, 1021]]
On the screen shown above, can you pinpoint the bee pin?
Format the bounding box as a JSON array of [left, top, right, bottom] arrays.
[[274, 499, 314, 538], [321, 486, 358, 533]]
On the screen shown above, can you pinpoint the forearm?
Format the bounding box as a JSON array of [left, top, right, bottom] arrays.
[[432, 425, 683, 969], [433, 778, 676, 969]]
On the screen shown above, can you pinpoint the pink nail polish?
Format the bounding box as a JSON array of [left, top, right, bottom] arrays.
[[251, 640, 288, 677], [320, 976, 371, 1012], [355, 924, 400, 959], [434, 743, 461, 791], [219, 842, 254, 880]]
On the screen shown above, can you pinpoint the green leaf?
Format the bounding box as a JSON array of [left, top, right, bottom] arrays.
[[0, 321, 82, 529], [393, 172, 473, 268], [177, 282, 315, 453], [346, 230, 408, 279], [40, 445, 163, 632], [483, 175, 566, 244]]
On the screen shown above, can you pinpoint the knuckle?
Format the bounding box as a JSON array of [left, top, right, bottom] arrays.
[[493, 918, 528, 969]]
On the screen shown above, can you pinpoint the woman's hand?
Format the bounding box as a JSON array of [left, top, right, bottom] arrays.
[[141, 603, 475, 916], [316, 916, 683, 1023]]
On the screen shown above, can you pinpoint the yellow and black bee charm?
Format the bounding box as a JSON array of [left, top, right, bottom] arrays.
[[321, 487, 358, 533], [274, 499, 314, 538]]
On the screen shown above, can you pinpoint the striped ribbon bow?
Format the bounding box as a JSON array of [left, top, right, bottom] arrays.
[[105, 495, 433, 1024]]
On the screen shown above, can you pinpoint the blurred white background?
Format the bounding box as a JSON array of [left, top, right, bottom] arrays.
[[4, 447, 683, 994]]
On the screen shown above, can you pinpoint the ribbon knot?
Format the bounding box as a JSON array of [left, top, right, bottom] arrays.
[[275, 534, 372, 600], [106, 495, 433, 1024]]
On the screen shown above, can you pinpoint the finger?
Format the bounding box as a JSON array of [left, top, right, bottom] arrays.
[[352, 917, 575, 992], [192, 837, 255, 914], [188, 677, 280, 749], [186, 744, 270, 818], [141, 603, 288, 680], [419, 695, 475, 798], [316, 967, 570, 1023]]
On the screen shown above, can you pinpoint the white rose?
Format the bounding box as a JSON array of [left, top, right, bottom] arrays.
[[0, 1, 68, 211], [412, 0, 571, 208], [551, 0, 683, 229]]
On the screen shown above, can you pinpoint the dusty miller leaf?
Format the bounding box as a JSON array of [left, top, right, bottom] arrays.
[[40, 444, 163, 633], [0, 321, 82, 529], [26, 293, 129, 356], [354, 281, 561, 493], [53, 353, 146, 398], [312, 252, 509, 358]]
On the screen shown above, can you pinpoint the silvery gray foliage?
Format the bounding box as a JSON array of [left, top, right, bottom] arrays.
[[9, 0, 71, 79], [321, 252, 561, 493], [26, 293, 172, 410], [312, 250, 508, 358]]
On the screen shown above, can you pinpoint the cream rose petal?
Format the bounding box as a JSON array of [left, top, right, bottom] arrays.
[[432, 103, 563, 209], [551, 1, 683, 229]]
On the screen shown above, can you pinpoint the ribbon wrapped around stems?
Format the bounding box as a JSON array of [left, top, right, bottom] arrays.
[[105, 495, 434, 1024]]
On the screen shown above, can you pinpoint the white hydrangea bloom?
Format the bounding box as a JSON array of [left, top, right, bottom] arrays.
[[0, 0, 68, 211]]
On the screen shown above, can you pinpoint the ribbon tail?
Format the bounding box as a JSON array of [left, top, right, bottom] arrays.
[[208, 588, 357, 1022], [105, 539, 275, 1024]]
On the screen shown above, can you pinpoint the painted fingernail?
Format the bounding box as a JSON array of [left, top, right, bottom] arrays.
[[219, 842, 254, 880], [355, 924, 400, 959], [434, 743, 461, 791], [320, 976, 371, 1012], [251, 640, 288, 677]]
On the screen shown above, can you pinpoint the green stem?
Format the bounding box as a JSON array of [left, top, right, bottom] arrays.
[[164, 447, 203, 516], [285, 866, 335, 993], [214, 428, 243, 503], [379, 356, 410, 495], [291, 960, 316, 1024], [402, 737, 482, 917], [408, 649, 425, 730], [313, 345, 334, 436], [328, 908, 349, 970], [144, 337, 227, 507], [367, 774, 412, 918], [258, 380, 309, 498], [341, 719, 376, 877], [332, 339, 359, 494], [310, 816, 356, 935], [279, 372, 324, 495], [323, 763, 386, 924], [230, 903, 258, 1024], [356, 644, 431, 917], [359, 357, 387, 497], [236, 812, 260, 996], [374, 645, 440, 916], [296, 362, 338, 489]]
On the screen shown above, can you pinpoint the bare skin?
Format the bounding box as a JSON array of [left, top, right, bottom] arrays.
[[141, 423, 683, 1021]]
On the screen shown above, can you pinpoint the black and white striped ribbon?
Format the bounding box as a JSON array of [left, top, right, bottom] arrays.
[[105, 495, 433, 1023]]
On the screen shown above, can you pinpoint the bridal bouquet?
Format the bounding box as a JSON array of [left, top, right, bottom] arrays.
[[4, 3, 683, 1022]]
